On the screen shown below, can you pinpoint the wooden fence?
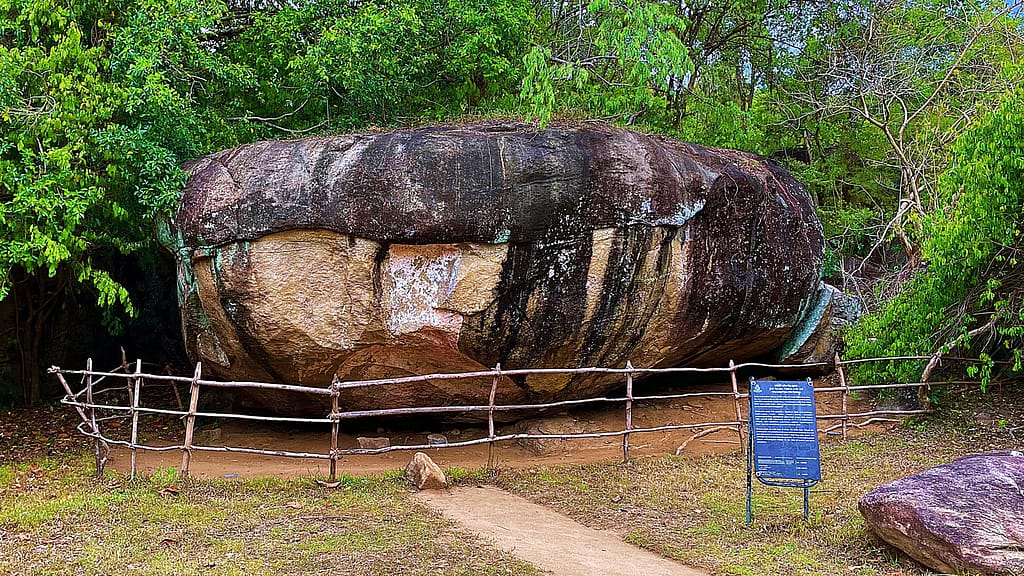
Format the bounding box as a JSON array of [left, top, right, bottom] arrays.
[[51, 354, 982, 481]]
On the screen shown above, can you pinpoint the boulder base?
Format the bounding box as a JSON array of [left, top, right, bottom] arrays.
[[859, 451, 1024, 575], [356, 437, 390, 450]]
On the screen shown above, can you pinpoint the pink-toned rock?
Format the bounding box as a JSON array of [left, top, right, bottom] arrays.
[[404, 452, 447, 490], [859, 451, 1024, 575]]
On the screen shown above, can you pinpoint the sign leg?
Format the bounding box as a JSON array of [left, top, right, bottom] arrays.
[[746, 416, 753, 525], [804, 486, 810, 522]]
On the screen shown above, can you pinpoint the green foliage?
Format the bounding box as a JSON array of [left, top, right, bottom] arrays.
[[278, 0, 537, 126], [521, 45, 556, 125], [107, 0, 254, 154], [521, 0, 690, 126], [587, 0, 690, 87], [818, 205, 879, 277], [2, 0, 1023, 404], [846, 88, 1024, 384], [0, 0, 182, 307], [778, 0, 1022, 263], [0, 0, 258, 403]]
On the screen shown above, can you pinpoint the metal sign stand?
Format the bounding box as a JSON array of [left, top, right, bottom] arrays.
[[745, 378, 821, 524]]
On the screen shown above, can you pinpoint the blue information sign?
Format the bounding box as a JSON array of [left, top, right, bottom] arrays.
[[746, 378, 821, 524], [749, 379, 821, 482]]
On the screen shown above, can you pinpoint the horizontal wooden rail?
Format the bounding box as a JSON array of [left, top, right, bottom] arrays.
[[53, 352, 995, 477]]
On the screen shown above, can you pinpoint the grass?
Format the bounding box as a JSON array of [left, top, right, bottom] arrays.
[[1, 385, 1019, 575], [491, 385, 1022, 576], [0, 458, 540, 576]]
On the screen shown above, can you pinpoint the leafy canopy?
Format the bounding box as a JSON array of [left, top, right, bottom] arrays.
[[0, 0, 196, 312], [845, 86, 1024, 383]]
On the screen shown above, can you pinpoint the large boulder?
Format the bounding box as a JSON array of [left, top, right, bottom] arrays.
[[859, 451, 1024, 575], [162, 123, 829, 416]]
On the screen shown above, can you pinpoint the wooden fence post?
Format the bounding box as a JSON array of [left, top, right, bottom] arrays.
[[85, 358, 106, 476], [180, 362, 202, 479], [729, 360, 745, 452], [329, 374, 340, 482], [487, 363, 500, 470], [129, 359, 143, 480], [56, 360, 106, 476], [623, 361, 634, 463], [835, 353, 850, 441]]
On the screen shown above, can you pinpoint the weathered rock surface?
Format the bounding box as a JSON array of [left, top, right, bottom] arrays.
[[777, 283, 862, 365], [513, 416, 588, 455], [859, 451, 1024, 575], [405, 452, 448, 490], [163, 123, 831, 416]]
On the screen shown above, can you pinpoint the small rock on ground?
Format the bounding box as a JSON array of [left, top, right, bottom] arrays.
[[356, 436, 390, 450], [405, 451, 447, 490], [194, 427, 222, 445]]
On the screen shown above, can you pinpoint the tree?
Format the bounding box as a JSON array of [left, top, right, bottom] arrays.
[[845, 85, 1024, 384], [523, 0, 827, 140], [0, 0, 243, 403], [782, 0, 1024, 266], [221, 0, 537, 132], [662, 0, 804, 123], [521, 0, 691, 126]]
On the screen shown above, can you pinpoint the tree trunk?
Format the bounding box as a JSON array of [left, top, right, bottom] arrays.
[[14, 267, 65, 405], [26, 316, 41, 405]]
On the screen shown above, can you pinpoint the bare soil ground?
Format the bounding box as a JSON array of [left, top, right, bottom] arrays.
[[98, 380, 875, 479], [0, 403, 92, 464]]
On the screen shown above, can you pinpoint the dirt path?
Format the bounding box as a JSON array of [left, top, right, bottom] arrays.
[[416, 486, 708, 576]]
